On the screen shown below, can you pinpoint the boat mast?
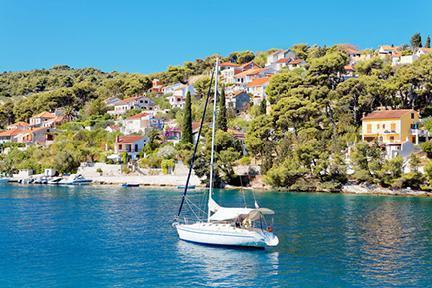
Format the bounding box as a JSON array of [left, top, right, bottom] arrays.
[[208, 58, 219, 222]]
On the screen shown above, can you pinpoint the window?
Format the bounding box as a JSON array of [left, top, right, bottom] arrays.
[[118, 144, 122, 150], [367, 124, 372, 133], [135, 144, 138, 152], [382, 124, 386, 129], [390, 136, 394, 142], [411, 112, 415, 119], [377, 124, 380, 129]]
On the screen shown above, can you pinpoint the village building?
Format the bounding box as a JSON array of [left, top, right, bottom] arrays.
[[233, 68, 273, 85], [121, 111, 164, 135], [247, 77, 271, 105], [220, 62, 242, 84], [166, 84, 195, 109], [150, 79, 164, 94], [362, 109, 429, 158], [0, 129, 22, 144], [104, 97, 122, 107], [6, 121, 30, 131], [29, 111, 56, 127], [265, 50, 296, 70], [392, 54, 418, 66], [108, 96, 154, 116], [415, 47, 432, 57], [226, 91, 251, 113], [114, 135, 147, 160], [378, 45, 401, 58]]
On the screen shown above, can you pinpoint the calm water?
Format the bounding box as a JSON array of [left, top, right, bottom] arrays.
[[0, 184, 431, 287]]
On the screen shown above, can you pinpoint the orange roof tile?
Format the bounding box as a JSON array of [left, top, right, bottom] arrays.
[[234, 68, 266, 78], [362, 109, 414, 120], [116, 135, 146, 143], [246, 77, 271, 88], [220, 62, 240, 67], [0, 129, 22, 137], [32, 111, 56, 119], [127, 111, 150, 120], [11, 121, 30, 127]]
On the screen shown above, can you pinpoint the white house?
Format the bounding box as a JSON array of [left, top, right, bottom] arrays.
[[104, 97, 122, 107], [392, 54, 419, 66], [121, 111, 164, 135], [114, 135, 148, 160], [166, 84, 195, 109], [378, 45, 400, 58], [220, 62, 242, 84], [266, 49, 296, 69], [247, 77, 271, 105], [108, 96, 155, 116], [234, 68, 274, 85], [29, 111, 56, 127], [226, 91, 251, 113], [415, 48, 432, 57]]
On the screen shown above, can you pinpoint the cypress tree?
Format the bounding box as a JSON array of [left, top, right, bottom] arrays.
[[218, 87, 228, 132], [260, 98, 267, 115], [426, 36, 431, 48], [181, 91, 193, 144]]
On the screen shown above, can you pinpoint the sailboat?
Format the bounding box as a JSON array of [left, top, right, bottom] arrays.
[[173, 58, 279, 248]]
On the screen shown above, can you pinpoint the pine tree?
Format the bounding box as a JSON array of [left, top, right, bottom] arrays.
[[411, 33, 423, 49], [181, 91, 193, 144], [218, 87, 228, 132], [426, 36, 431, 48]]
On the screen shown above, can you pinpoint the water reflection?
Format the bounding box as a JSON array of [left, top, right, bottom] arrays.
[[176, 241, 279, 287]]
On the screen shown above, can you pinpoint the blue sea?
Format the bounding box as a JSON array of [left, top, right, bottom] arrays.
[[0, 184, 431, 287]]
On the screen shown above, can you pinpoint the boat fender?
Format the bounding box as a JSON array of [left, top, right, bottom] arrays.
[[267, 226, 273, 232]]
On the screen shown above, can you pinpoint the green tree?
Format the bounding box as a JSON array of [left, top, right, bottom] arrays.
[[218, 88, 228, 132], [181, 91, 193, 144], [426, 36, 431, 48], [411, 33, 423, 49]]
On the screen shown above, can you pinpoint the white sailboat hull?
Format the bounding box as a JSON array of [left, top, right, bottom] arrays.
[[175, 222, 279, 248]]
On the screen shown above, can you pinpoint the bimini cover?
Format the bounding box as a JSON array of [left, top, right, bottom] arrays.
[[209, 207, 254, 221], [244, 208, 275, 222]]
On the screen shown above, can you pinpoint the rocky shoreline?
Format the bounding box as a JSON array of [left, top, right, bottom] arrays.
[[341, 184, 432, 197]]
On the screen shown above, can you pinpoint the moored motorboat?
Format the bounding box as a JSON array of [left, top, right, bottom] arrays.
[[121, 183, 139, 187], [47, 177, 63, 184], [59, 174, 92, 185]]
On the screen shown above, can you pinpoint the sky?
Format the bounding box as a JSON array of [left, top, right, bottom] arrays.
[[1, 0, 432, 74]]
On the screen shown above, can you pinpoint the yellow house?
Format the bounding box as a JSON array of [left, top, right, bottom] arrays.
[[362, 109, 421, 144]]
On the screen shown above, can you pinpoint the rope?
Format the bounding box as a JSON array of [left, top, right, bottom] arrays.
[[176, 65, 215, 218]]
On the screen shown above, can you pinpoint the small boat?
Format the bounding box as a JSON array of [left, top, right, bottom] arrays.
[[33, 177, 48, 184], [47, 177, 63, 184], [121, 183, 139, 187], [173, 59, 279, 249], [177, 185, 195, 189], [59, 174, 92, 185]]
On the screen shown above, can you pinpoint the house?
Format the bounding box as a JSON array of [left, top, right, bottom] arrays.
[[12, 127, 55, 145], [378, 45, 401, 58], [114, 135, 147, 160], [220, 62, 242, 84], [163, 126, 182, 143], [108, 96, 154, 116], [104, 97, 122, 107], [275, 58, 306, 71], [6, 121, 30, 131], [29, 111, 56, 127], [0, 129, 21, 144], [166, 84, 195, 109], [266, 50, 296, 69], [121, 111, 164, 135], [227, 91, 251, 113], [392, 54, 418, 66], [415, 48, 432, 57], [342, 65, 356, 79], [150, 79, 164, 94], [105, 125, 120, 133], [234, 68, 274, 85], [362, 109, 429, 158], [247, 77, 271, 105]]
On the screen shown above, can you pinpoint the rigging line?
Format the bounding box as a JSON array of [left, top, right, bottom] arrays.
[[176, 65, 216, 218], [185, 199, 202, 221], [239, 173, 247, 208], [185, 198, 207, 215]]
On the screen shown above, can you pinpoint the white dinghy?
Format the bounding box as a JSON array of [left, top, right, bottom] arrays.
[[173, 59, 279, 248]]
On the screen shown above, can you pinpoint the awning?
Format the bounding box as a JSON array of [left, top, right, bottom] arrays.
[[209, 207, 275, 221]]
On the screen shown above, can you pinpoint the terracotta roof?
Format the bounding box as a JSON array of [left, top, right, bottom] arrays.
[[380, 45, 400, 51], [32, 111, 56, 119], [240, 61, 259, 69], [290, 59, 304, 65], [11, 121, 30, 127], [127, 111, 150, 120], [220, 62, 240, 67], [117, 96, 145, 105], [234, 68, 266, 78], [418, 48, 432, 53], [362, 109, 414, 120], [344, 65, 354, 71], [116, 135, 145, 143], [0, 129, 22, 137], [276, 58, 291, 63], [247, 77, 271, 88]]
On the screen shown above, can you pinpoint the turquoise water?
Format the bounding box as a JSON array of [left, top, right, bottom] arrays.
[[0, 184, 432, 287]]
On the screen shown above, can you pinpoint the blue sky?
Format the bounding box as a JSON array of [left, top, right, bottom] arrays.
[[1, 0, 431, 74]]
